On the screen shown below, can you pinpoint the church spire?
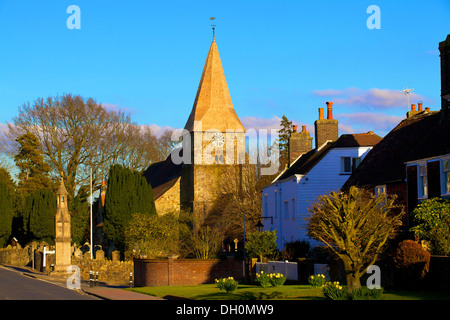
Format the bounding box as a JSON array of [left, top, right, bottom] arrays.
[[184, 25, 245, 133]]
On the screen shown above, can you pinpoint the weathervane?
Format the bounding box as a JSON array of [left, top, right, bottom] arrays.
[[210, 17, 216, 40]]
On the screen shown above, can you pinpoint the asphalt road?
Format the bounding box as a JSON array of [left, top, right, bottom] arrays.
[[0, 266, 98, 300]]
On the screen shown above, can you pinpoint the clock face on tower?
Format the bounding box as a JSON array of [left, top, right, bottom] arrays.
[[211, 132, 225, 147]]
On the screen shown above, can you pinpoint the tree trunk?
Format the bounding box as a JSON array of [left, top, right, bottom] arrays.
[[346, 273, 361, 296]]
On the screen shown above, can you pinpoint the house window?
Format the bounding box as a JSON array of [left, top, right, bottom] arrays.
[[375, 185, 387, 196], [341, 157, 361, 174], [263, 194, 268, 216], [419, 165, 428, 198], [274, 191, 278, 218], [283, 201, 289, 220], [291, 199, 295, 220], [443, 159, 450, 194]]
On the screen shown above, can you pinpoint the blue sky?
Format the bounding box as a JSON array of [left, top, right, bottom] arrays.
[[0, 0, 449, 138]]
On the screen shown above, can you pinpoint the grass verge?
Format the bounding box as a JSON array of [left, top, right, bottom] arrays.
[[127, 284, 450, 300]]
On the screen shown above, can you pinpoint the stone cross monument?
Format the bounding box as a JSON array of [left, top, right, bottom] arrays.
[[54, 177, 72, 272]]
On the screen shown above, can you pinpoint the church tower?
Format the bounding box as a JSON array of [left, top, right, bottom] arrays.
[[54, 177, 71, 273], [143, 26, 255, 228], [180, 33, 251, 221]]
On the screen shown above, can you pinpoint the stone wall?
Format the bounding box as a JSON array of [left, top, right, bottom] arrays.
[[155, 177, 181, 214], [134, 256, 245, 287], [71, 256, 133, 286], [0, 245, 30, 266]]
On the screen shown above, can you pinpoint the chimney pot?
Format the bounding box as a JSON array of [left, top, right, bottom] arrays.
[[411, 104, 416, 111], [418, 102, 423, 111], [293, 125, 298, 133], [318, 108, 324, 120], [301, 125, 307, 132], [326, 101, 333, 119]]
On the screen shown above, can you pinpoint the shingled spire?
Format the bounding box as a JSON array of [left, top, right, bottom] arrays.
[[184, 37, 245, 133]]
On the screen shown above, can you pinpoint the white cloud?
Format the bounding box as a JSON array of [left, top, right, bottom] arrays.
[[336, 112, 404, 136], [240, 116, 282, 131], [145, 123, 176, 137], [313, 87, 430, 109]]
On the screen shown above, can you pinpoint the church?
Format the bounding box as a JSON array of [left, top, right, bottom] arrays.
[[143, 31, 255, 224]]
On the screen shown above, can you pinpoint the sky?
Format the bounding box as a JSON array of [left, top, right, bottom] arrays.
[[0, 0, 449, 139]]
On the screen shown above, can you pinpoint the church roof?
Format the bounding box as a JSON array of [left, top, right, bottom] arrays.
[[143, 149, 183, 200], [184, 38, 245, 133]]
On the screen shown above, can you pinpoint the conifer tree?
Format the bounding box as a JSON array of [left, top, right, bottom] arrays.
[[104, 164, 156, 251], [22, 189, 56, 244], [0, 183, 13, 247], [278, 115, 293, 167], [14, 132, 54, 195]]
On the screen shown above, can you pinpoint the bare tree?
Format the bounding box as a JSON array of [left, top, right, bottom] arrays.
[[206, 159, 277, 242], [307, 186, 404, 295], [5, 94, 173, 202]]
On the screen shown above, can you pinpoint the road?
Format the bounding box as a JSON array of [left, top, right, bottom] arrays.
[[0, 266, 98, 300]]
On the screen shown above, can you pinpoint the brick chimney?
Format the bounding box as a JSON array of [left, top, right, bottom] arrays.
[[289, 124, 312, 166], [314, 102, 338, 150], [439, 34, 450, 120], [407, 103, 420, 118], [326, 101, 333, 119]]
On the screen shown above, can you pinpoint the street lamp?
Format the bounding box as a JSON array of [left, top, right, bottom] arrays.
[[256, 216, 274, 232], [255, 220, 264, 232]]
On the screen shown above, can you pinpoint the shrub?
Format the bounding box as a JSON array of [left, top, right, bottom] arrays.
[[321, 281, 347, 300], [308, 274, 326, 287], [215, 277, 239, 293], [410, 198, 450, 256], [393, 240, 431, 288], [245, 231, 277, 262], [269, 273, 286, 287], [255, 271, 271, 288]]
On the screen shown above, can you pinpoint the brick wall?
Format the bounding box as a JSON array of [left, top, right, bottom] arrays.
[[134, 256, 245, 287]]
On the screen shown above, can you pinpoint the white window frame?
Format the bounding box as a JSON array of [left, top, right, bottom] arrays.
[[283, 201, 289, 220], [418, 164, 428, 199], [341, 157, 352, 174], [442, 158, 450, 195], [341, 156, 361, 174], [274, 190, 278, 219], [291, 198, 295, 220], [263, 194, 268, 217], [375, 185, 387, 197]]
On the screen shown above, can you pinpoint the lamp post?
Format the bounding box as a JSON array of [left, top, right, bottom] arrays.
[[243, 212, 246, 259], [256, 216, 274, 232]]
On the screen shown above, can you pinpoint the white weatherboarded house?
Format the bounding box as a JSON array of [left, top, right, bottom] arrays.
[[261, 104, 382, 249]]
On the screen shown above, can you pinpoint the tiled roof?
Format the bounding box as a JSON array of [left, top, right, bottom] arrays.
[[143, 150, 183, 200], [342, 110, 450, 189], [184, 39, 245, 133], [276, 132, 382, 181]]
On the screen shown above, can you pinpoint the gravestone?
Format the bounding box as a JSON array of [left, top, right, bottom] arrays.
[[95, 250, 105, 260], [111, 250, 120, 261]]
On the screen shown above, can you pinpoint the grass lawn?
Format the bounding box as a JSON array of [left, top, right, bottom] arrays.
[[127, 284, 450, 300]]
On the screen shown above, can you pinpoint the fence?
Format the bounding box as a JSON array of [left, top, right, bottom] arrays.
[[256, 261, 331, 282]]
